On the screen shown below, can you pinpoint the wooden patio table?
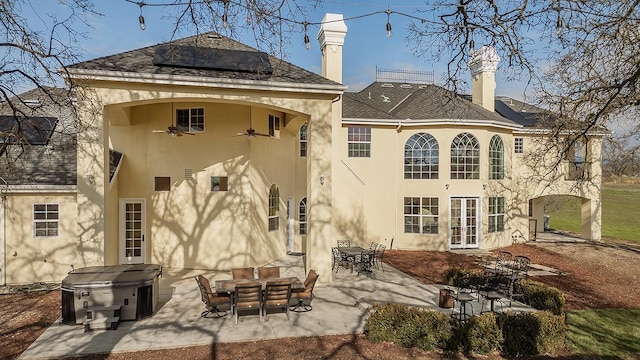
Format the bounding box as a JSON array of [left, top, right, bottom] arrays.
[[214, 277, 304, 293]]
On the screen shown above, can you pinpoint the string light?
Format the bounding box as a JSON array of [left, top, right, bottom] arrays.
[[385, 8, 392, 38], [303, 22, 311, 50], [222, 0, 229, 29], [138, 2, 146, 31]]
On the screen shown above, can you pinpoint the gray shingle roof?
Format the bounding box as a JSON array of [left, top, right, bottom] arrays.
[[0, 88, 77, 186], [68, 33, 340, 87], [344, 82, 519, 126]]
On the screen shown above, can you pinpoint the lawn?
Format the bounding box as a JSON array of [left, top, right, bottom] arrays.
[[567, 308, 640, 359], [544, 182, 640, 242]]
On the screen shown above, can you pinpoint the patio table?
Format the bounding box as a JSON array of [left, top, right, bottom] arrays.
[[214, 277, 304, 293], [339, 247, 374, 274]]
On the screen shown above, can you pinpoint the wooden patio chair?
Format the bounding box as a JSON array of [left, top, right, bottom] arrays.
[[257, 266, 280, 279], [194, 275, 230, 318], [290, 270, 319, 312], [263, 281, 292, 321], [231, 267, 255, 280], [233, 282, 263, 324]]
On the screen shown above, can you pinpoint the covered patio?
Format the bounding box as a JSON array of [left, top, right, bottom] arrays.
[[20, 254, 534, 359]]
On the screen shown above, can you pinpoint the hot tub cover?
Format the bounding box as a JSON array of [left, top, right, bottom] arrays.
[[61, 264, 162, 290]]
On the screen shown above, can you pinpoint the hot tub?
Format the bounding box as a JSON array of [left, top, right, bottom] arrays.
[[61, 264, 162, 325]]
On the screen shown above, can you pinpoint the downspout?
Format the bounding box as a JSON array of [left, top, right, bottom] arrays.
[[393, 121, 404, 249], [1, 177, 7, 286]]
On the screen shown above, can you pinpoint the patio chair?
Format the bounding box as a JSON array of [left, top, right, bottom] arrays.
[[194, 275, 230, 318], [290, 269, 319, 312], [231, 267, 255, 280], [257, 266, 280, 279], [331, 247, 349, 272], [452, 276, 477, 321], [373, 244, 386, 271], [233, 282, 263, 324], [336, 240, 351, 248], [505, 255, 531, 304], [356, 251, 374, 277], [369, 242, 378, 251], [263, 281, 292, 321]]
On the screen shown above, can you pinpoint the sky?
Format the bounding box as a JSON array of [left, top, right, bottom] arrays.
[[31, 0, 531, 98]]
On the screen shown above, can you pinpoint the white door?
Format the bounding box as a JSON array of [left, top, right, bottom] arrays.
[[450, 197, 480, 249], [119, 199, 146, 264]]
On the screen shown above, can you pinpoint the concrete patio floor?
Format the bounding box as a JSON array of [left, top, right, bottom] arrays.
[[19, 253, 534, 360]]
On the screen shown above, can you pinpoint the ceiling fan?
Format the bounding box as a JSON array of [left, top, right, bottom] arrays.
[[235, 107, 269, 139], [152, 103, 195, 137]]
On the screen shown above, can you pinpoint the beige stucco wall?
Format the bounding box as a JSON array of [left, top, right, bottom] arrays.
[[74, 82, 336, 278], [4, 192, 78, 283]]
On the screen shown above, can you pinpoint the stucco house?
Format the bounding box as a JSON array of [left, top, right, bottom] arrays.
[[0, 14, 603, 285]]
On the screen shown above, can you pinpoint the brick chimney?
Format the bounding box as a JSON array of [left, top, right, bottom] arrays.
[[317, 13, 347, 83], [469, 46, 500, 112]]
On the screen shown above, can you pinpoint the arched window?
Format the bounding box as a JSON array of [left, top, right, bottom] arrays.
[[489, 135, 504, 180], [404, 133, 439, 179], [268, 184, 279, 231], [450, 133, 480, 179], [299, 197, 307, 235], [299, 124, 307, 157]]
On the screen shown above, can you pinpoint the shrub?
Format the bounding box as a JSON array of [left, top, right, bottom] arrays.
[[515, 279, 566, 315], [464, 312, 503, 354], [364, 303, 452, 351], [499, 311, 567, 356], [444, 268, 486, 289]]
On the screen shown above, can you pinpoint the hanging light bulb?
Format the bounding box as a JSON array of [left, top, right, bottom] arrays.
[[222, 0, 229, 29], [470, 39, 475, 50], [138, 4, 146, 31], [303, 22, 311, 50], [556, 17, 563, 35], [139, 15, 146, 31], [385, 9, 393, 38]]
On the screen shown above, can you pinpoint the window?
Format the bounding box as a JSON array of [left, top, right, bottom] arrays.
[[404, 133, 439, 179], [403, 197, 439, 234], [299, 124, 307, 157], [450, 132, 480, 179], [176, 108, 204, 133], [299, 197, 307, 235], [566, 138, 588, 180], [514, 137, 523, 154], [33, 203, 59, 237], [154, 177, 171, 191], [268, 184, 279, 231], [269, 114, 280, 138], [211, 176, 228, 191], [347, 126, 371, 157], [488, 197, 505, 232], [489, 135, 505, 180]]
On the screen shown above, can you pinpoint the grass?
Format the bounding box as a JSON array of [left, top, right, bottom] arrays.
[[567, 308, 640, 359], [544, 182, 640, 242]]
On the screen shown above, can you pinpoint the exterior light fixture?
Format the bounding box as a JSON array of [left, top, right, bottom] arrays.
[[320, 175, 326, 186], [445, 184, 449, 190], [385, 9, 393, 38], [86, 174, 94, 185]]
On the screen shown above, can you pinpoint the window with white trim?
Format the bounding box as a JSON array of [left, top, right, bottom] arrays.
[[403, 197, 439, 234], [33, 203, 59, 237], [269, 114, 280, 138], [299, 124, 307, 157], [514, 137, 524, 154], [489, 135, 505, 180], [347, 126, 371, 157], [299, 197, 307, 235], [404, 133, 439, 179], [451, 132, 480, 179], [488, 196, 505, 232], [268, 184, 279, 231], [176, 108, 204, 133]]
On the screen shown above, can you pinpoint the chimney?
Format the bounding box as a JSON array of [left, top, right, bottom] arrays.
[[317, 13, 347, 83], [469, 46, 500, 112]]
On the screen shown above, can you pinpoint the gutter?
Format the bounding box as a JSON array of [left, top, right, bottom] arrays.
[[1, 177, 6, 286], [64, 69, 347, 95]]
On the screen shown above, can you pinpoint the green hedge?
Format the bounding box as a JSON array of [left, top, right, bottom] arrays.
[[514, 279, 566, 315], [498, 311, 567, 356], [364, 303, 452, 351], [365, 303, 566, 356]]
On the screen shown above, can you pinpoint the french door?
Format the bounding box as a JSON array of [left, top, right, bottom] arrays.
[[450, 197, 480, 249], [119, 199, 146, 264]]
